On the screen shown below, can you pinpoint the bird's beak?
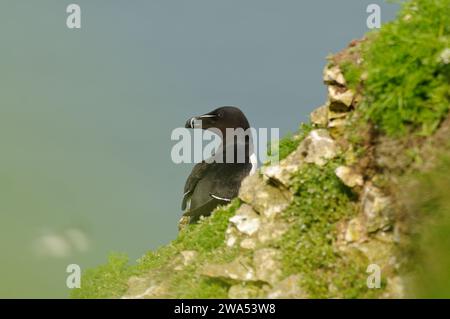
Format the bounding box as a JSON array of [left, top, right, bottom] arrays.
[[185, 114, 217, 129], [185, 117, 198, 128]]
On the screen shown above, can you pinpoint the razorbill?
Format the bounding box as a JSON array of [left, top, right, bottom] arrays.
[[182, 106, 257, 223]]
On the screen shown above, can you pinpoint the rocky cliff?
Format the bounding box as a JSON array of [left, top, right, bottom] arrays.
[[72, 0, 450, 299]]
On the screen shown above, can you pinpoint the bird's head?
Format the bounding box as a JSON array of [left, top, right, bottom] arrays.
[[185, 106, 250, 137]]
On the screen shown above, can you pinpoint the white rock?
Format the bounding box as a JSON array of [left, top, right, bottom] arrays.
[[328, 85, 354, 110], [335, 165, 364, 187], [361, 183, 393, 232], [310, 104, 328, 126], [239, 174, 292, 218], [263, 129, 339, 185], [302, 129, 339, 166], [225, 227, 239, 247], [201, 257, 257, 282], [323, 65, 346, 86], [267, 275, 307, 299], [344, 217, 366, 243], [240, 238, 257, 250], [229, 204, 261, 236], [253, 249, 282, 285]]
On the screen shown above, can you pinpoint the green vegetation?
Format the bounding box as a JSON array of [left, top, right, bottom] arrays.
[[71, 253, 137, 299], [341, 0, 450, 136], [279, 161, 382, 298], [408, 154, 450, 298], [340, 60, 363, 91], [282, 161, 353, 277], [72, 200, 241, 298]]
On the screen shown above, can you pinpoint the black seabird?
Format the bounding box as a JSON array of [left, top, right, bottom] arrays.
[[182, 106, 256, 223]]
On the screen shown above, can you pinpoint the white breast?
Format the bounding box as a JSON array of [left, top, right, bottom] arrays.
[[249, 153, 257, 175]]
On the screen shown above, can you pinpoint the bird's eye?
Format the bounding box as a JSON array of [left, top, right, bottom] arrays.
[[218, 112, 223, 118]]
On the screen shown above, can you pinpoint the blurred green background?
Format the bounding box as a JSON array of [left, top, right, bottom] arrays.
[[0, 1, 399, 297]]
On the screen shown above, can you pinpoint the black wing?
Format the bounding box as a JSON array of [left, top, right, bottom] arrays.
[[182, 162, 251, 214], [182, 196, 224, 223], [182, 161, 209, 210]]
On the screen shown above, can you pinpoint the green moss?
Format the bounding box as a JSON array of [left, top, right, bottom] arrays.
[[179, 277, 231, 298], [281, 160, 353, 272], [331, 257, 387, 299], [341, 0, 450, 136], [278, 161, 382, 298], [71, 253, 137, 299]]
